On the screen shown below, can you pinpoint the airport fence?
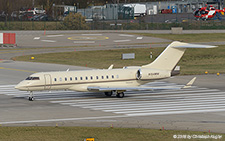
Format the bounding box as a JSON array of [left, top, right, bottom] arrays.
[[1, 16, 225, 30]]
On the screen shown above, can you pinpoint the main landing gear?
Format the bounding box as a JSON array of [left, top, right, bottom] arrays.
[[116, 92, 124, 98], [104, 91, 113, 97], [28, 91, 34, 101], [104, 91, 125, 98]]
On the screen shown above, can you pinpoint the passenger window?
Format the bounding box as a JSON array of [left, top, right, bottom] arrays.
[[112, 75, 114, 79], [91, 76, 93, 80], [102, 76, 104, 79], [75, 77, 77, 80], [96, 76, 98, 79], [54, 78, 57, 81], [116, 75, 119, 78], [65, 77, 67, 81], [106, 75, 109, 79], [80, 77, 83, 80], [70, 77, 72, 81], [86, 76, 88, 80], [60, 78, 62, 81]]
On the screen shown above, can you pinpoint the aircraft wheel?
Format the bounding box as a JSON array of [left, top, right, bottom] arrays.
[[105, 92, 112, 97], [116, 92, 124, 98], [28, 97, 34, 101]]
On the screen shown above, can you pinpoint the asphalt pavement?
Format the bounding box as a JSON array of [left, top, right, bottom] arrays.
[[0, 60, 225, 134], [0, 30, 225, 134]]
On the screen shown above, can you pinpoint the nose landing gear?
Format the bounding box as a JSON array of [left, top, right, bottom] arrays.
[[28, 91, 34, 101]]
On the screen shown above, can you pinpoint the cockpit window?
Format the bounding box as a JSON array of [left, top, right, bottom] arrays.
[[26, 77, 31, 80], [26, 77, 40, 80]]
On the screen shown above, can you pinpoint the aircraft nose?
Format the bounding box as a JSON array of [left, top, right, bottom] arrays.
[[15, 84, 21, 90], [15, 82, 28, 91]]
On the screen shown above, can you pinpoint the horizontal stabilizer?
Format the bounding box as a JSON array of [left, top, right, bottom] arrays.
[[182, 77, 196, 89], [172, 42, 217, 49]]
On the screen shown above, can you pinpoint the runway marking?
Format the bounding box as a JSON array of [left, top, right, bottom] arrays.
[[119, 34, 134, 37], [77, 96, 225, 109], [136, 37, 143, 40], [103, 101, 225, 112], [68, 36, 109, 41], [114, 104, 225, 114], [74, 41, 95, 44], [0, 115, 126, 125], [0, 67, 36, 73], [81, 34, 102, 36], [46, 35, 64, 37], [0, 85, 16, 87], [126, 109, 225, 117], [41, 40, 56, 43], [51, 98, 128, 103], [2, 108, 225, 125], [33, 37, 40, 40], [114, 40, 131, 43], [1, 82, 225, 120]]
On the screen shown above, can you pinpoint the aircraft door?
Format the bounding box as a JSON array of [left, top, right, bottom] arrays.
[[44, 74, 52, 90]]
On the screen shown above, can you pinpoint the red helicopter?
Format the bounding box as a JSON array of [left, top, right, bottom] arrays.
[[194, 5, 225, 20]]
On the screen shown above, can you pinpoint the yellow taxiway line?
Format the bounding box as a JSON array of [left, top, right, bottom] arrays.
[[0, 67, 36, 73]]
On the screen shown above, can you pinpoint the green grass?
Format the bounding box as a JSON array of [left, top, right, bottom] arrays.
[[0, 126, 223, 141], [13, 47, 164, 69], [14, 45, 225, 75], [180, 47, 225, 74], [130, 33, 225, 43]]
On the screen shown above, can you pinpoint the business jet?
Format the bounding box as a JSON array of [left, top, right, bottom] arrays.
[[15, 41, 216, 101]]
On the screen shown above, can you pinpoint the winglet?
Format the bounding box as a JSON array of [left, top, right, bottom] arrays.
[[108, 64, 114, 70], [182, 77, 196, 89]]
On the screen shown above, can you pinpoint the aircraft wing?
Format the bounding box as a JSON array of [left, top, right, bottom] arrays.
[[87, 77, 196, 92]]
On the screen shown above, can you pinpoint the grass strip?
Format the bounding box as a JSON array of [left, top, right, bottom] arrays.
[[0, 126, 223, 141]]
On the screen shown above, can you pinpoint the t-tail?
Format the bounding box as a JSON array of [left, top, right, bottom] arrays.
[[142, 41, 217, 72]]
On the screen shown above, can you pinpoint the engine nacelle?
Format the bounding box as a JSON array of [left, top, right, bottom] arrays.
[[136, 68, 171, 80]]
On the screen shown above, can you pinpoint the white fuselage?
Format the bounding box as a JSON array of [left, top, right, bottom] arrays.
[[15, 68, 171, 92], [16, 41, 216, 94]]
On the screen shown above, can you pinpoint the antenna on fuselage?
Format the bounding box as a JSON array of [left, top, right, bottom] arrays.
[[66, 68, 70, 71], [108, 64, 114, 70]]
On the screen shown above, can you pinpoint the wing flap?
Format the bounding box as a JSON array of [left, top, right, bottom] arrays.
[[88, 86, 183, 92], [87, 77, 196, 92]]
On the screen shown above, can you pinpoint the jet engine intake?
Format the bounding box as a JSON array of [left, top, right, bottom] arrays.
[[136, 68, 171, 80]]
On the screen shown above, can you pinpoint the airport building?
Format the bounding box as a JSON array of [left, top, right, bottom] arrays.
[[65, 0, 224, 20]]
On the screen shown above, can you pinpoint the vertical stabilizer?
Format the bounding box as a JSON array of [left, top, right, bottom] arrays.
[[142, 41, 217, 71]]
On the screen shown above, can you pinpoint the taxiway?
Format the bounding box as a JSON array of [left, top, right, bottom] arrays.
[[0, 30, 225, 133]]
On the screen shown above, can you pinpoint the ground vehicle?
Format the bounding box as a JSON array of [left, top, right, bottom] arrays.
[[30, 14, 42, 21], [123, 4, 146, 17]]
